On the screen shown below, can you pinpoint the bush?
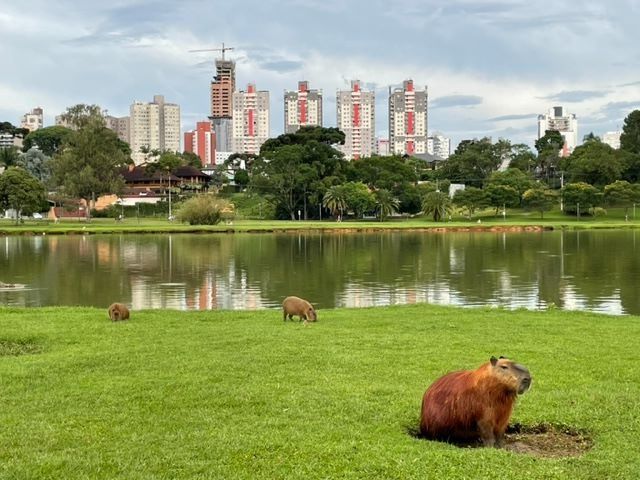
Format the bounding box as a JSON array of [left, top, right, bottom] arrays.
[[175, 195, 233, 225]]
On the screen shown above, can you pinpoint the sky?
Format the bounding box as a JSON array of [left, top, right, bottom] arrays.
[[1, 0, 640, 151]]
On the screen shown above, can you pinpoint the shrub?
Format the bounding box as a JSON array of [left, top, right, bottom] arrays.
[[176, 195, 232, 225]]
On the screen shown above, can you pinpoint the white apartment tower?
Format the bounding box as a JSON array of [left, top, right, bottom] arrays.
[[537, 106, 578, 156], [389, 80, 428, 155], [105, 115, 130, 144], [232, 84, 270, 155], [602, 131, 622, 150], [427, 134, 451, 159], [284, 81, 323, 134], [129, 95, 180, 164], [21, 107, 43, 132], [336, 80, 375, 160]]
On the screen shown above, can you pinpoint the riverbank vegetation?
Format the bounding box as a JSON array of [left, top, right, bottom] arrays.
[[0, 303, 638, 479]]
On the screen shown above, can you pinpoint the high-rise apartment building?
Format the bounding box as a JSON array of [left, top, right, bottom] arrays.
[[284, 81, 323, 134], [210, 59, 235, 119], [21, 107, 43, 132], [376, 138, 390, 156], [389, 80, 428, 155], [184, 121, 216, 166], [336, 80, 375, 160], [129, 95, 180, 164], [602, 131, 621, 150], [537, 106, 578, 156], [105, 115, 130, 144], [232, 84, 270, 155], [427, 134, 451, 159]]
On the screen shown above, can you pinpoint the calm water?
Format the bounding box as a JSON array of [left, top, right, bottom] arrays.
[[1, 231, 639, 315]]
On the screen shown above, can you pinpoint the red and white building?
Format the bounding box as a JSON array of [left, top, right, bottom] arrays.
[[336, 80, 375, 160], [184, 121, 216, 166], [389, 80, 428, 156], [284, 81, 323, 133], [232, 84, 270, 155]]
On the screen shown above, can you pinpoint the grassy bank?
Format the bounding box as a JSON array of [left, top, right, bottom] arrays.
[[0, 304, 639, 479], [2, 207, 640, 235]]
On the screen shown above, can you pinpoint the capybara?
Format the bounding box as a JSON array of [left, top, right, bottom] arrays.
[[282, 296, 317, 323], [108, 303, 130, 322], [419, 356, 531, 447]]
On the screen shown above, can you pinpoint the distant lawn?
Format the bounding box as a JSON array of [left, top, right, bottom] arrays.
[[2, 206, 640, 234], [0, 304, 639, 479]]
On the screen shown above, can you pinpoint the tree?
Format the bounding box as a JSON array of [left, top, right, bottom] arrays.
[[58, 104, 105, 129], [16, 148, 52, 184], [50, 118, 128, 218], [620, 110, 640, 154], [486, 168, 535, 203], [452, 187, 489, 218], [522, 186, 558, 218], [374, 189, 400, 222], [485, 184, 520, 214], [180, 151, 202, 168], [535, 130, 564, 179], [508, 144, 537, 172], [0, 167, 46, 223], [234, 169, 250, 189], [259, 126, 345, 154], [438, 137, 506, 187], [561, 182, 601, 216], [421, 190, 452, 222], [0, 147, 20, 168], [583, 132, 600, 143], [342, 182, 375, 218], [22, 126, 73, 156], [560, 140, 622, 187], [322, 185, 347, 220], [603, 180, 639, 220]]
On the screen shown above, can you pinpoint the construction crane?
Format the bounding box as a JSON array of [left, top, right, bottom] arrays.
[[188, 42, 235, 61]]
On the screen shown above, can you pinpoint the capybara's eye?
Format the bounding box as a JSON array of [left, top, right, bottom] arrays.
[[500, 365, 508, 370]]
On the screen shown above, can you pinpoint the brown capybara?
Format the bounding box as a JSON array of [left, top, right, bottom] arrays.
[[419, 356, 532, 447], [108, 303, 130, 322], [282, 296, 317, 323]]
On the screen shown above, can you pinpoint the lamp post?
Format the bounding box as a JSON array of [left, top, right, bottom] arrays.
[[168, 173, 173, 221]]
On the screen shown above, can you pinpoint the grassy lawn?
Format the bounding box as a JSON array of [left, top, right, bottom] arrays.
[[2, 207, 640, 234], [1, 304, 639, 479]]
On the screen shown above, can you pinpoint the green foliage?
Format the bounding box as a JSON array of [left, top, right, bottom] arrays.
[[16, 148, 52, 184], [438, 137, 508, 187], [452, 186, 489, 217], [603, 180, 640, 218], [507, 144, 537, 172], [342, 181, 375, 218], [259, 126, 345, 155], [0, 121, 29, 137], [250, 130, 349, 220], [175, 195, 231, 225], [535, 130, 564, 179], [58, 104, 104, 129], [0, 167, 47, 223], [560, 140, 623, 186], [374, 188, 400, 221], [562, 182, 602, 215], [0, 146, 20, 168], [22, 125, 73, 156], [50, 118, 128, 210], [421, 190, 452, 222], [224, 193, 274, 219], [180, 151, 202, 168], [485, 184, 520, 213], [322, 185, 347, 218], [522, 186, 558, 218], [234, 169, 250, 188], [620, 109, 640, 154]]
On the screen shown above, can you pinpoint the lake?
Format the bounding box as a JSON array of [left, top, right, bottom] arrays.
[[1, 230, 638, 315]]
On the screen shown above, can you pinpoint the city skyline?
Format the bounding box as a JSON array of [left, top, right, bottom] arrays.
[[1, 0, 640, 150]]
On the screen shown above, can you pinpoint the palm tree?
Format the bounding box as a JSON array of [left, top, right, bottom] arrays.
[[322, 185, 347, 221], [421, 190, 452, 222], [375, 189, 400, 222]]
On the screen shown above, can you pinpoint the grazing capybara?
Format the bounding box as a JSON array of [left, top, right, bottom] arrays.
[[108, 303, 130, 322], [419, 356, 532, 447], [282, 296, 317, 323]]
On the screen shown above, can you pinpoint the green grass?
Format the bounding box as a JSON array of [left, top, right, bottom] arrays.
[[2, 206, 640, 235], [1, 304, 639, 479]]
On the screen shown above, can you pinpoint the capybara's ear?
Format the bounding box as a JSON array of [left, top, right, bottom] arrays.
[[499, 355, 506, 359], [490, 356, 498, 366]]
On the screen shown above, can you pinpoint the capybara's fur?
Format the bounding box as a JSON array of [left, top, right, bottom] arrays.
[[108, 303, 130, 322], [419, 356, 532, 447], [282, 296, 317, 323]]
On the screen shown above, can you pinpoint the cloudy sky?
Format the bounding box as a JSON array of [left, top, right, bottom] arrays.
[[1, 0, 640, 150]]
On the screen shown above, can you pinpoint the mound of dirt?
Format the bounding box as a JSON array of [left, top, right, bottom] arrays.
[[504, 423, 593, 458]]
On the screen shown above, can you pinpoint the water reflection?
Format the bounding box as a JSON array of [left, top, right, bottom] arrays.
[[0, 231, 638, 315]]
